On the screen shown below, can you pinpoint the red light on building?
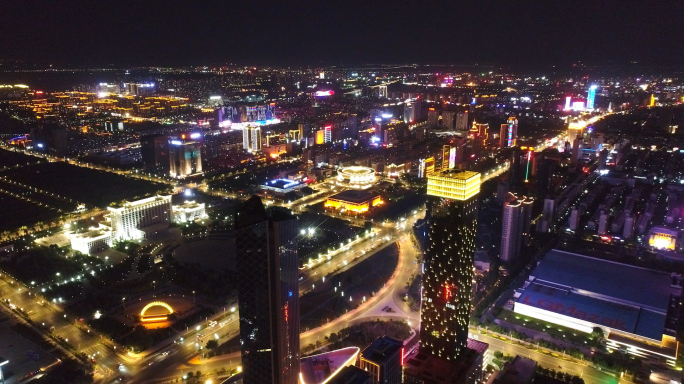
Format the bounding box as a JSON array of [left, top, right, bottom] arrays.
[[401, 347, 405, 366]]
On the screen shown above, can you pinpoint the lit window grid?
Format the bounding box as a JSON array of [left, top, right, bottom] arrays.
[[427, 173, 480, 201]]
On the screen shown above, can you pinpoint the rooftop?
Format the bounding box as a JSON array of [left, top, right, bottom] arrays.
[[404, 342, 487, 384], [530, 249, 679, 312], [325, 366, 371, 384], [650, 226, 678, 236], [489, 356, 537, 384], [300, 347, 360, 384], [0, 322, 58, 382], [108, 194, 172, 210], [174, 200, 204, 209], [435, 170, 480, 181], [360, 336, 403, 365], [328, 190, 380, 204], [262, 178, 304, 190]]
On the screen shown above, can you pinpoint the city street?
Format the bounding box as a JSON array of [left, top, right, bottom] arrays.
[[474, 332, 619, 384]]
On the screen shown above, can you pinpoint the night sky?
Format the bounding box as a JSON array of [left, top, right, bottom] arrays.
[[1, 0, 683, 67]]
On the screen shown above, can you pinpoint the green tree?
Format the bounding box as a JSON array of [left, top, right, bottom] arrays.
[[206, 339, 219, 350], [591, 326, 604, 341]]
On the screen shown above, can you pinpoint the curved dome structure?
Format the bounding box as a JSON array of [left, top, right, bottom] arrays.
[[336, 166, 376, 189], [140, 301, 174, 322]]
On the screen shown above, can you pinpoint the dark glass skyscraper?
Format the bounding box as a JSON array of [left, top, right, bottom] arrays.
[[420, 170, 480, 360], [235, 196, 300, 384]]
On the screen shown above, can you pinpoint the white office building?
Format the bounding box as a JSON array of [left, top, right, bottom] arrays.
[[108, 195, 172, 241], [173, 201, 207, 223], [243, 126, 262, 152], [70, 228, 113, 255]]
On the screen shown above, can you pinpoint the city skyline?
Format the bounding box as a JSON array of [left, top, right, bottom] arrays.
[[0, 8, 683, 382]]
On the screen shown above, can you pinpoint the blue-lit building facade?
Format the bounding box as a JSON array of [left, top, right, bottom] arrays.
[[261, 179, 306, 196], [586, 85, 597, 110], [169, 139, 202, 178]]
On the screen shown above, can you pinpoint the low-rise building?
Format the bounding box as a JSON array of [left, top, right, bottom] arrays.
[[261, 178, 306, 196], [327, 366, 372, 384], [173, 200, 207, 223], [70, 228, 113, 255], [649, 226, 678, 250], [474, 251, 491, 274], [325, 190, 383, 214]]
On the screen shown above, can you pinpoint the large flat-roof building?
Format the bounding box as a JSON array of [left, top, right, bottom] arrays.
[[325, 190, 383, 214], [172, 200, 207, 223], [300, 347, 360, 384], [261, 178, 306, 197], [514, 249, 681, 364], [70, 228, 113, 255], [108, 195, 172, 241]]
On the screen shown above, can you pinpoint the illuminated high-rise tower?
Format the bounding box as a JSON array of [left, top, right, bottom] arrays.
[[169, 140, 202, 177], [243, 126, 262, 152], [235, 197, 300, 384], [500, 193, 534, 263], [499, 117, 518, 148], [586, 85, 597, 110], [421, 170, 481, 360]]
